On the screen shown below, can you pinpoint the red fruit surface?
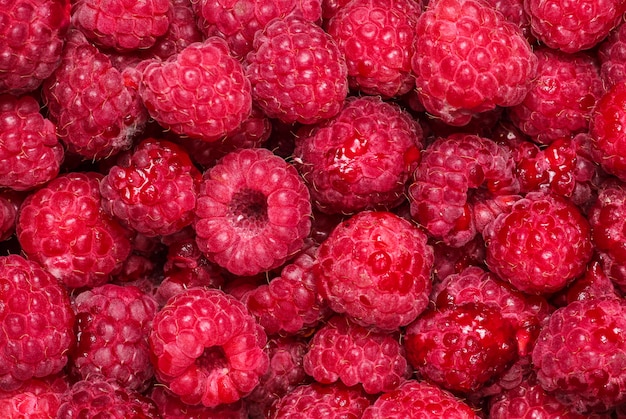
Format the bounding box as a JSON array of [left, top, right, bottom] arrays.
[[598, 22, 626, 89], [0, 191, 22, 242], [0, 374, 69, 419], [149, 287, 269, 407], [316, 210, 433, 331], [195, 148, 312, 277], [150, 386, 249, 418]]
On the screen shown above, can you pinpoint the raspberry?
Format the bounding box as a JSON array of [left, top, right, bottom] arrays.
[[268, 382, 370, 419], [294, 96, 423, 214], [599, 22, 626, 89], [554, 258, 620, 306], [524, 0, 626, 53], [100, 138, 202, 237], [0, 191, 22, 242], [315, 210, 433, 331], [405, 302, 518, 394], [195, 148, 312, 277], [362, 380, 480, 419], [0, 0, 70, 95], [411, 0, 537, 126], [150, 386, 249, 418], [149, 287, 269, 407], [0, 375, 69, 418], [431, 234, 486, 282], [532, 297, 626, 413], [0, 94, 63, 191], [16, 172, 132, 289], [0, 255, 74, 391], [70, 284, 158, 392], [139, 37, 251, 142], [326, 0, 421, 97], [43, 29, 147, 160], [246, 15, 349, 125], [303, 315, 410, 394], [408, 133, 519, 248], [483, 192, 593, 294], [508, 47, 605, 145], [484, 0, 533, 42]]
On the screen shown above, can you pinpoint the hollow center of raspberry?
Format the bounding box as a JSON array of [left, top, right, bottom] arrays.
[[228, 188, 268, 230], [197, 346, 228, 372]]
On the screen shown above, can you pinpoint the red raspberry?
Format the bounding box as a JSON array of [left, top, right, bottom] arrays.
[[303, 315, 410, 394], [508, 47, 604, 145], [0, 0, 70, 95], [0, 94, 63, 191], [246, 15, 349, 125], [554, 258, 620, 307], [412, 0, 537, 126], [150, 386, 249, 418], [70, 284, 158, 392], [0, 255, 74, 391], [43, 29, 147, 160], [268, 382, 370, 419], [483, 192, 593, 294], [195, 148, 311, 277], [0, 191, 23, 242], [16, 172, 132, 289], [431, 235, 486, 282], [149, 288, 269, 407], [484, 0, 533, 42], [598, 22, 626, 89], [139, 37, 252, 142], [524, 0, 626, 53], [362, 380, 480, 419], [100, 139, 202, 237], [316, 210, 433, 331], [408, 133, 519, 248], [532, 297, 626, 414], [294, 96, 423, 214], [0, 374, 69, 419], [326, 0, 421, 97]]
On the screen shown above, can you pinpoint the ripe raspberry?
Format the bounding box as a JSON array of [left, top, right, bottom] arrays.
[[408, 133, 519, 248], [405, 302, 518, 394], [483, 192, 593, 294], [0, 374, 69, 419], [0, 0, 70, 95], [524, 0, 626, 53], [150, 386, 249, 419], [16, 172, 132, 289], [554, 258, 620, 307], [0, 191, 23, 242], [100, 139, 202, 237], [326, 0, 421, 97], [149, 287, 269, 407], [0, 255, 74, 391], [0, 94, 63, 191], [193, 0, 322, 59], [303, 315, 410, 394], [294, 96, 423, 214], [70, 284, 158, 392], [484, 0, 533, 42], [508, 47, 604, 145], [532, 297, 626, 413], [431, 234, 486, 282], [139, 37, 252, 142], [598, 22, 626, 89], [316, 210, 433, 331], [362, 380, 480, 419], [246, 15, 349, 125], [412, 0, 537, 126], [57, 377, 160, 418], [71, 0, 171, 52], [43, 29, 147, 160], [195, 148, 312, 277], [268, 382, 370, 419]]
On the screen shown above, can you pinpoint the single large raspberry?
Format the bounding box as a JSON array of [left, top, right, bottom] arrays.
[[139, 38, 251, 143], [408, 133, 519, 248], [0, 0, 70, 95], [303, 315, 410, 394], [532, 297, 626, 414], [246, 15, 348, 125], [0, 255, 74, 391], [100, 138, 202, 237], [524, 0, 626, 53], [71, 0, 171, 52], [0, 374, 69, 419], [508, 47, 605, 145], [149, 287, 269, 407], [16, 172, 132, 289], [411, 0, 537, 126], [316, 210, 433, 331], [362, 380, 480, 419], [0, 94, 63, 191], [483, 192, 593, 294], [294, 96, 423, 214], [326, 0, 421, 97], [195, 148, 311, 277], [43, 29, 147, 160]]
